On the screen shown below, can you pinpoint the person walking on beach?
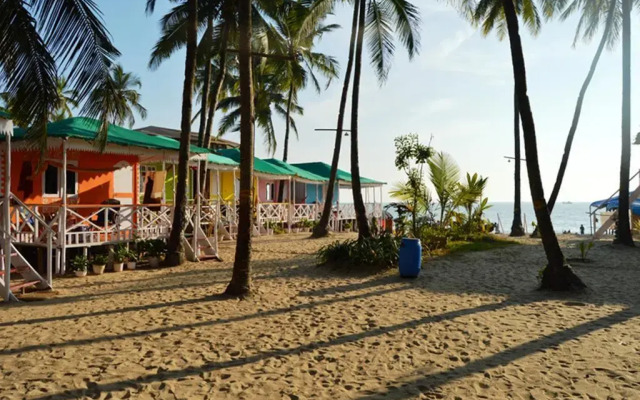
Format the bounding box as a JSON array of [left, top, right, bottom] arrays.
[[580, 224, 585, 235]]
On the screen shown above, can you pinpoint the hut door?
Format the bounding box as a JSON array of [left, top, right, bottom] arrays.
[[114, 162, 134, 205]]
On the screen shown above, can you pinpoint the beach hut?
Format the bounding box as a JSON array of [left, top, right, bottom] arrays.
[[292, 162, 385, 231], [0, 117, 219, 300]]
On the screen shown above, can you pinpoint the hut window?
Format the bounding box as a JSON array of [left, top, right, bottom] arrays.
[[44, 165, 77, 196], [266, 183, 275, 201], [44, 166, 58, 195]]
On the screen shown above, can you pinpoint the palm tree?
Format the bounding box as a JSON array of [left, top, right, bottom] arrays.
[[225, 0, 254, 298], [456, 173, 489, 232], [217, 61, 304, 155], [497, 0, 586, 290], [148, 0, 200, 266], [51, 77, 79, 122], [545, 0, 619, 214], [428, 152, 461, 226], [0, 0, 119, 148], [615, 0, 633, 245], [265, 3, 340, 162], [462, 0, 541, 238], [312, 0, 421, 239], [82, 64, 148, 148]]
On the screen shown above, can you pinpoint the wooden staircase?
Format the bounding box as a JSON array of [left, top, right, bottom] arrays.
[[0, 243, 51, 301], [593, 184, 640, 239]]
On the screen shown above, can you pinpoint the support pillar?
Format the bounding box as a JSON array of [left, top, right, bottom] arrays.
[[60, 139, 68, 275], [288, 178, 293, 233], [3, 133, 11, 300]]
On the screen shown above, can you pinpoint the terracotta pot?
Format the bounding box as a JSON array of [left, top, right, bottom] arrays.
[[113, 262, 124, 272], [92, 264, 105, 275], [148, 257, 160, 268], [74, 270, 87, 277]]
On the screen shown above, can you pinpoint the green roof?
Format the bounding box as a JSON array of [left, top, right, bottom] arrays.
[[13, 117, 210, 153], [206, 152, 238, 167], [264, 159, 327, 182], [217, 149, 292, 177], [292, 162, 384, 186]]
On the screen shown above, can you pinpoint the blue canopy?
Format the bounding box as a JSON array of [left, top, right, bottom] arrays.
[[591, 196, 640, 215]]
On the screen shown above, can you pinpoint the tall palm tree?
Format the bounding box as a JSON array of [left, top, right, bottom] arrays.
[[497, 0, 586, 290], [312, 0, 360, 239], [225, 0, 254, 298], [545, 0, 619, 214], [0, 0, 119, 148], [51, 77, 79, 122], [312, 0, 421, 238], [462, 0, 542, 238], [148, 0, 200, 266], [615, 0, 633, 245], [82, 64, 148, 148]]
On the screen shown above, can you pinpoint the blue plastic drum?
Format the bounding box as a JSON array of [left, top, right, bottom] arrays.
[[398, 238, 422, 278]]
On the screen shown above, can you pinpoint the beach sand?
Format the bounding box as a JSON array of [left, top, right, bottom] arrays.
[[1, 233, 639, 399]]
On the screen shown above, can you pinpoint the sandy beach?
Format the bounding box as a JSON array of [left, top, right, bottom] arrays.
[[1, 233, 639, 399]]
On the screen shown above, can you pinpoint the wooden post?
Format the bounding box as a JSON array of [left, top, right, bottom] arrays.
[[60, 139, 68, 275], [215, 169, 220, 248], [172, 163, 177, 203], [161, 160, 166, 203], [3, 132, 11, 300], [288, 178, 293, 233], [193, 161, 201, 258], [46, 232, 53, 287]]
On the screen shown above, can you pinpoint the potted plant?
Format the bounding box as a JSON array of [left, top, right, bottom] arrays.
[[70, 254, 89, 277], [264, 221, 274, 235], [147, 239, 166, 268], [125, 249, 137, 270], [292, 222, 300, 233], [91, 254, 108, 275], [112, 245, 127, 272], [344, 222, 353, 232]]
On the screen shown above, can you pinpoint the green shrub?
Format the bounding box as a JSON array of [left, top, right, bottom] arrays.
[[70, 255, 89, 272], [113, 245, 128, 263], [91, 254, 108, 265], [146, 239, 166, 257], [316, 234, 400, 270], [578, 241, 594, 261]]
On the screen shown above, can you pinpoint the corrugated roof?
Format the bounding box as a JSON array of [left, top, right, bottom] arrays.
[[137, 126, 239, 149], [292, 162, 384, 186], [263, 159, 327, 182], [217, 149, 292, 177], [13, 117, 210, 153]]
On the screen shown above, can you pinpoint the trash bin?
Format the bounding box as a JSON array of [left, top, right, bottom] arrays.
[[398, 238, 421, 278]]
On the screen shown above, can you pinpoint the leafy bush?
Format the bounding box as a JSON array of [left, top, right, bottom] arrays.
[[113, 245, 128, 263], [146, 239, 166, 257], [316, 234, 400, 270], [70, 255, 89, 272], [578, 241, 594, 261]]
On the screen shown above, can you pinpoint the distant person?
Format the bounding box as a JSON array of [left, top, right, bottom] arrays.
[[580, 224, 585, 235]]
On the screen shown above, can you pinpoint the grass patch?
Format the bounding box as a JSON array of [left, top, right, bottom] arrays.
[[446, 236, 518, 255]]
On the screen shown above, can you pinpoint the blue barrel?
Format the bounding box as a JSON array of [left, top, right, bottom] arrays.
[[398, 238, 422, 278]]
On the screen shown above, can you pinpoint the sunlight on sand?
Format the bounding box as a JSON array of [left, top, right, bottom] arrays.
[[1, 234, 639, 399]]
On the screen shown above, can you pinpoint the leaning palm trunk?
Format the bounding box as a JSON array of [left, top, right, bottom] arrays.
[[197, 16, 214, 148], [311, 0, 360, 238], [225, 0, 254, 298], [547, 0, 617, 213], [202, 23, 230, 195], [501, 0, 586, 290], [166, 0, 198, 266], [615, 0, 634, 246], [510, 89, 525, 236], [350, 0, 371, 239]]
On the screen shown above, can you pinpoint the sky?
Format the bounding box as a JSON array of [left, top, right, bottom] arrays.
[[97, 0, 640, 203]]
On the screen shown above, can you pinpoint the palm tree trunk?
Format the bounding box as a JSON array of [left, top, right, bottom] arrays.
[[501, 0, 585, 290], [225, 0, 254, 298], [350, 0, 371, 240], [166, 0, 198, 267], [615, 0, 634, 246], [547, 0, 617, 213], [510, 88, 525, 236], [311, 0, 360, 238], [202, 22, 230, 196], [277, 81, 295, 203], [197, 17, 214, 148]]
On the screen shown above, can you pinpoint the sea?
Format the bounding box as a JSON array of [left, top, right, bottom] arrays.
[[380, 201, 593, 235], [487, 202, 592, 234]]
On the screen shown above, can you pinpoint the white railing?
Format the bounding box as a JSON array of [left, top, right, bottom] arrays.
[[135, 205, 173, 240], [258, 203, 288, 223], [337, 204, 356, 220], [292, 204, 318, 222]]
